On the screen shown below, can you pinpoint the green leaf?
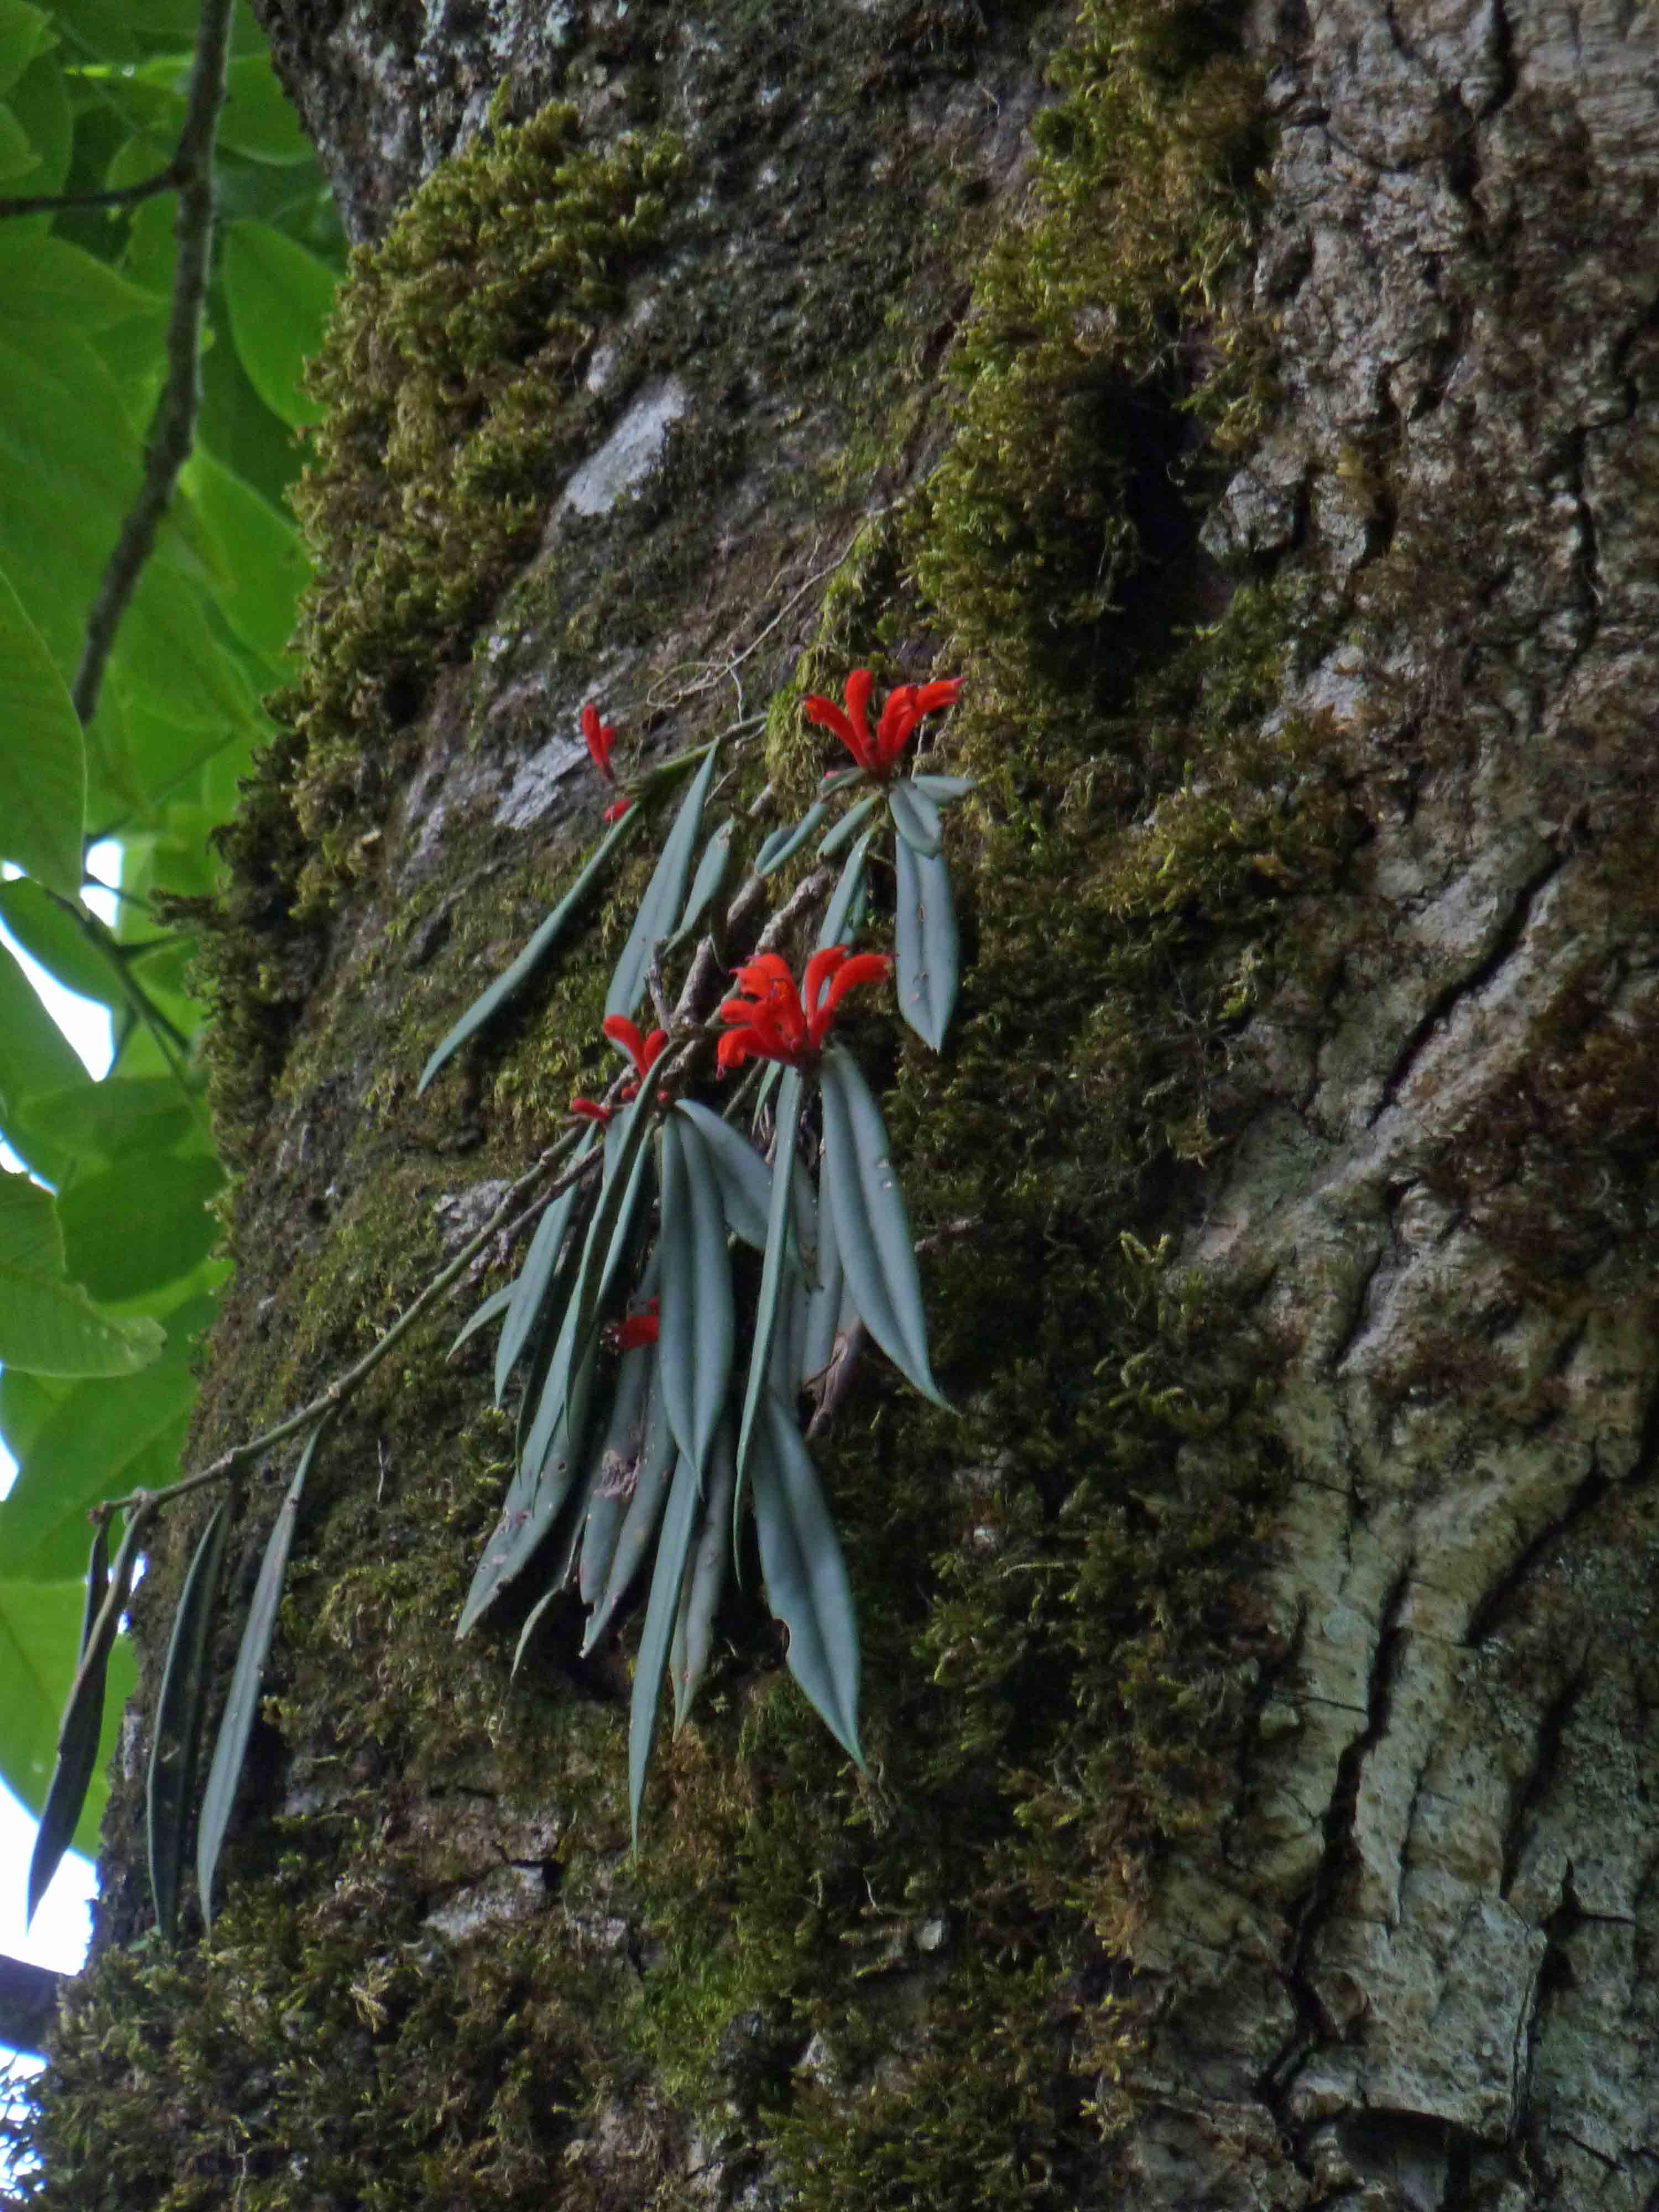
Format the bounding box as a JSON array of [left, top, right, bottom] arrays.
[[580, 1355, 677, 1651], [28, 1503, 147, 1924], [7, 50, 71, 196], [817, 1046, 946, 1407], [733, 1067, 804, 1542], [670, 1422, 735, 1733], [220, 218, 338, 428], [0, 1167, 166, 1380], [0, 228, 164, 333], [448, 1276, 515, 1355], [754, 797, 830, 878], [0, 1573, 129, 1851], [911, 774, 974, 803], [670, 1100, 771, 1251], [604, 740, 721, 1020], [14, 1075, 202, 1165], [627, 1448, 702, 1848], [147, 1490, 236, 1942], [0, 878, 126, 1011], [886, 778, 943, 859], [0, 96, 35, 179], [800, 1158, 850, 1385], [0, 937, 91, 1183], [0, 1366, 59, 1463], [57, 1150, 224, 1302], [815, 826, 875, 952], [418, 804, 643, 1093], [657, 1115, 734, 1487], [493, 1135, 595, 1405], [0, 2, 51, 99], [0, 562, 85, 897], [751, 1391, 863, 1766], [179, 444, 310, 664], [667, 815, 735, 950], [817, 790, 881, 860], [893, 833, 959, 1052], [0, 1312, 205, 1579], [217, 52, 311, 164], [197, 1418, 331, 1934]]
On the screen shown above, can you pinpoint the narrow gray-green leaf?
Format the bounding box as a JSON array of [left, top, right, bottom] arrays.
[[493, 1134, 596, 1404], [575, 1333, 659, 1615], [198, 1420, 331, 1934], [800, 1161, 847, 1384], [817, 791, 881, 861], [910, 774, 974, 803], [605, 741, 721, 1021], [147, 1491, 235, 1942], [657, 1116, 734, 1485], [818, 1046, 946, 1407], [25, 1520, 109, 1927], [886, 778, 943, 859], [670, 1100, 815, 1261], [628, 1450, 702, 1848], [751, 1391, 863, 1766], [671, 1422, 735, 1733], [582, 1360, 678, 1652], [755, 798, 830, 878], [457, 1335, 597, 1640], [418, 805, 643, 1093], [667, 815, 735, 950], [815, 827, 875, 953], [893, 833, 959, 1053], [734, 1067, 804, 1547], [448, 1277, 517, 1357]]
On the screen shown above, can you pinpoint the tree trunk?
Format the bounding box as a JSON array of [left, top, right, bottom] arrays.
[[14, 0, 1658, 2206]]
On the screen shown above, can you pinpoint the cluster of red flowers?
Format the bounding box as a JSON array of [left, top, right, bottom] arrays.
[[604, 1298, 660, 1352], [716, 946, 891, 1073], [804, 669, 961, 781]]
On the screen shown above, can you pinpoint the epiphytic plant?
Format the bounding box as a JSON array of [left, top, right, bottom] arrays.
[[28, 669, 974, 1935]]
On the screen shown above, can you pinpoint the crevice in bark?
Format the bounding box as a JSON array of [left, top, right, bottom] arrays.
[[1462, 1458, 1608, 1647], [1497, 1662, 1587, 1898], [1369, 853, 1566, 1126]]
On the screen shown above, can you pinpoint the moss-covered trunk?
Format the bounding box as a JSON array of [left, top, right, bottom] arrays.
[[13, 0, 1659, 2204]]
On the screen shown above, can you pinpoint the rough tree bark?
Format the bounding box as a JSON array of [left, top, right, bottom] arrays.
[[12, 0, 1658, 2207]]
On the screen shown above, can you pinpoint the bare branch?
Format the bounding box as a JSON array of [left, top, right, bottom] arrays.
[[0, 164, 186, 221], [70, 0, 235, 733]]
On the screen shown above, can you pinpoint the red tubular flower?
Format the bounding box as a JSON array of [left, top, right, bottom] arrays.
[[603, 1015, 668, 1086], [716, 946, 892, 1073], [602, 797, 633, 824], [568, 1097, 613, 1125], [606, 1299, 660, 1352], [804, 670, 962, 780], [581, 701, 618, 782]]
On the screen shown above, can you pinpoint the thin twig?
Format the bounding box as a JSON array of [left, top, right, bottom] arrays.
[[0, 165, 185, 221], [93, 1130, 594, 1524], [70, 0, 234, 732]]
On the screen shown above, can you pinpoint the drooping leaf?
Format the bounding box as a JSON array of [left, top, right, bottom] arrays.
[[815, 825, 875, 952], [656, 1114, 734, 1486], [0, 877, 128, 1011], [418, 804, 643, 1093], [581, 1356, 677, 1651], [670, 1100, 771, 1249], [0, 938, 91, 1185], [493, 1134, 596, 1404], [670, 1421, 735, 1733], [910, 773, 974, 803], [0, 561, 84, 898], [885, 778, 943, 859], [28, 1503, 147, 1924], [0, 226, 164, 335], [754, 797, 830, 878], [448, 1277, 517, 1355], [14, 1075, 202, 1165], [667, 815, 736, 950], [817, 1045, 946, 1406], [800, 1155, 849, 1386], [0, 0, 50, 97], [57, 1149, 225, 1302], [817, 790, 881, 860], [604, 740, 721, 1021], [147, 1490, 236, 1941], [0, 1167, 166, 1380], [220, 219, 337, 428], [179, 443, 310, 666], [627, 1449, 702, 1847], [572, 1324, 658, 1610], [751, 1390, 863, 1766], [733, 1067, 804, 1540], [197, 1418, 332, 1934], [893, 831, 959, 1052]]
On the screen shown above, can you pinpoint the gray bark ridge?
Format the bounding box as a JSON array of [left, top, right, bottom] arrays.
[[1133, 0, 1659, 2201]]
